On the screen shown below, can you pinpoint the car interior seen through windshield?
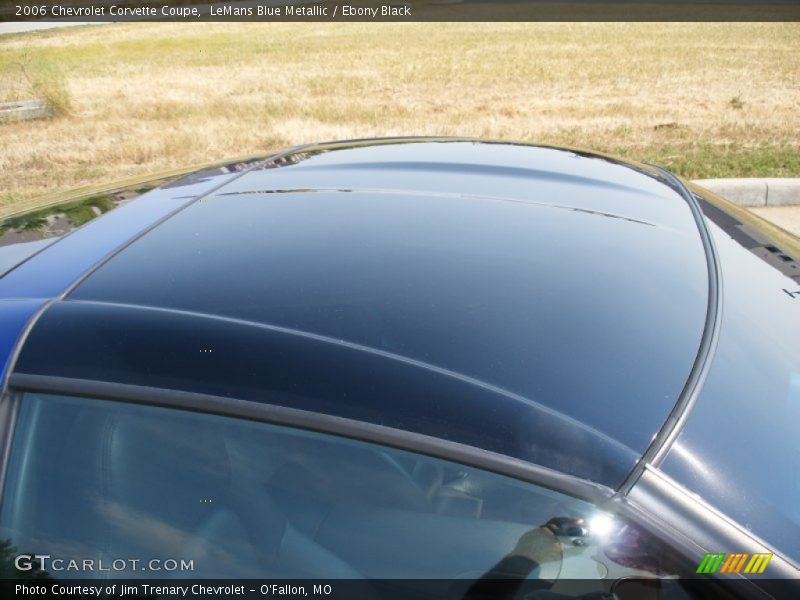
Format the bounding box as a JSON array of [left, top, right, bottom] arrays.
[[0, 393, 708, 598]]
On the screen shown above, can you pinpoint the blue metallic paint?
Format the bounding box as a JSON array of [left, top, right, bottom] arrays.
[[661, 213, 800, 564], [0, 158, 268, 388], [0, 167, 247, 299], [3, 141, 799, 559], [0, 299, 47, 386], [6, 139, 712, 488]]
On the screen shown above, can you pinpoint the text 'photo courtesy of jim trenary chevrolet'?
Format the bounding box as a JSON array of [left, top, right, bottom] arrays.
[[0, 2, 799, 600]]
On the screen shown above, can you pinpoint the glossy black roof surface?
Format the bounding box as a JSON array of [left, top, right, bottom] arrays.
[[14, 139, 711, 487]]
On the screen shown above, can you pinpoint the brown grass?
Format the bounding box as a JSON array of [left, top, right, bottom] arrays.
[[1, 22, 799, 217]]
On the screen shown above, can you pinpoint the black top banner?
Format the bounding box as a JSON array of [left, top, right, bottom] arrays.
[[1, 0, 799, 23]]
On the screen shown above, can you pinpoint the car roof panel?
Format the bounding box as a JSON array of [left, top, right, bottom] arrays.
[[12, 140, 710, 487]]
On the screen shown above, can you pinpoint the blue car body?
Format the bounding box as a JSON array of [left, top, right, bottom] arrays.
[[0, 138, 798, 591]]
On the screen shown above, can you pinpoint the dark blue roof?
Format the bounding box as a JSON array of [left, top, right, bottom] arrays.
[[10, 139, 711, 487]]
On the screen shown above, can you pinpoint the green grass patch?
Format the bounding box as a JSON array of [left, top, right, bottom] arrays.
[[644, 144, 800, 179]]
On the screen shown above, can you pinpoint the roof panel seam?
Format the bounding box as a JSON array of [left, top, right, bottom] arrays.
[[617, 167, 724, 495], [59, 146, 312, 301]]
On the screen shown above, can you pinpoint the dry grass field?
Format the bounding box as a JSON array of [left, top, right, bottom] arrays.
[[1, 22, 799, 218]]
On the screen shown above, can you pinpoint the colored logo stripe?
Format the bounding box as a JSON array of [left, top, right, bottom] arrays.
[[719, 553, 748, 573], [744, 553, 772, 574], [697, 552, 772, 574], [697, 553, 725, 573]]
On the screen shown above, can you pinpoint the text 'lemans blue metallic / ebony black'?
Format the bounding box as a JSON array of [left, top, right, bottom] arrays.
[[0, 139, 798, 588]]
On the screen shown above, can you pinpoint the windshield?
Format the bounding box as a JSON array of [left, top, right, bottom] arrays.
[[0, 392, 706, 596]]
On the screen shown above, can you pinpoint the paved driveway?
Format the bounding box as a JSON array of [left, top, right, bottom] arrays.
[[751, 206, 800, 238]]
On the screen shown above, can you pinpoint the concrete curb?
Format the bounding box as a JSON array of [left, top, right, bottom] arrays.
[[0, 99, 51, 123], [691, 178, 800, 208]]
